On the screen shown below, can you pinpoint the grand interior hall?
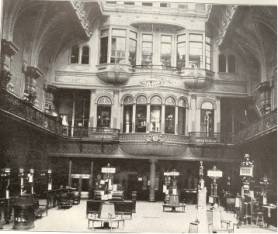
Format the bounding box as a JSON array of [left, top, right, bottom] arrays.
[[0, 0, 276, 233]]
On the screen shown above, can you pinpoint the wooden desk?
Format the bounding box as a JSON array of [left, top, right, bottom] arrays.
[[163, 203, 186, 212]]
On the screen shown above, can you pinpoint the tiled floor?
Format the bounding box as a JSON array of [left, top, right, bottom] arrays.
[[20, 201, 277, 233]]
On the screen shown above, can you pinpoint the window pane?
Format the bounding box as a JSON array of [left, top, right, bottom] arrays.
[[135, 105, 147, 132], [100, 37, 108, 64], [161, 35, 172, 43], [178, 107, 186, 135], [97, 106, 111, 128], [228, 55, 235, 73], [142, 34, 153, 42], [177, 34, 186, 43], [177, 42, 186, 69], [189, 42, 202, 68], [165, 106, 175, 134], [112, 29, 126, 37], [123, 105, 133, 133], [150, 105, 161, 132], [130, 31, 137, 40], [81, 46, 89, 64], [219, 54, 226, 72], [161, 43, 171, 67], [129, 39, 137, 66], [71, 45, 79, 64], [142, 41, 152, 66], [190, 34, 203, 42], [111, 37, 126, 64]]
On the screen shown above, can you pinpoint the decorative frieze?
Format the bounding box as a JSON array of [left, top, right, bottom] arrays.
[[0, 39, 19, 90]]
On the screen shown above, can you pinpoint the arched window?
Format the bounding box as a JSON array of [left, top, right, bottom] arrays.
[[135, 95, 147, 132], [165, 97, 176, 134], [150, 96, 162, 132], [123, 96, 133, 133], [219, 54, 226, 72], [97, 96, 112, 128], [200, 102, 214, 137], [81, 46, 89, 64], [177, 98, 187, 135], [71, 45, 79, 64]]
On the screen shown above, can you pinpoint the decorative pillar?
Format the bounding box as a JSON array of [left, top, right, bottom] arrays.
[[189, 95, 197, 132], [68, 159, 72, 187], [71, 93, 76, 137], [23, 66, 43, 106], [89, 90, 96, 128], [89, 161, 94, 198], [174, 106, 178, 135], [0, 39, 18, 91], [161, 104, 165, 134], [19, 168, 24, 196], [149, 159, 157, 202], [132, 103, 136, 133], [146, 103, 150, 133]]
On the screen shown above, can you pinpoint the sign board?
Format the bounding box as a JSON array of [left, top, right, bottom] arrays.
[[240, 166, 253, 177], [101, 167, 116, 174], [207, 170, 223, 178], [71, 174, 90, 179]]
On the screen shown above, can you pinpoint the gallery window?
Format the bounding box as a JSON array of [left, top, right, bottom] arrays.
[[111, 29, 126, 64], [205, 37, 212, 70], [219, 54, 236, 73], [165, 97, 176, 134], [141, 34, 153, 66], [189, 34, 203, 68], [177, 98, 187, 135], [129, 31, 137, 66], [100, 29, 109, 64], [81, 46, 89, 64], [135, 95, 147, 132], [97, 96, 112, 128], [150, 96, 162, 132], [160, 35, 172, 67], [176, 34, 186, 70], [200, 102, 214, 136], [71, 45, 79, 64], [123, 96, 133, 133]]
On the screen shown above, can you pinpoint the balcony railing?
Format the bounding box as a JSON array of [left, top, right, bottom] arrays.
[[189, 132, 221, 144], [134, 65, 180, 74], [0, 89, 62, 135], [232, 111, 277, 144], [63, 127, 120, 141]]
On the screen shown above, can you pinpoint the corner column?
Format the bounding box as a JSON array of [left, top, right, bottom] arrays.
[[174, 105, 178, 135], [132, 103, 136, 133], [161, 104, 165, 134], [146, 103, 150, 133], [149, 159, 157, 202], [68, 159, 72, 187]]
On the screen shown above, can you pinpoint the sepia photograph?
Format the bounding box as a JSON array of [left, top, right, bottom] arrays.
[[0, 0, 276, 233]]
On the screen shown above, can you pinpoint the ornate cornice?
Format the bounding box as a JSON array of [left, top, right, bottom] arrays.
[[70, 0, 92, 38]]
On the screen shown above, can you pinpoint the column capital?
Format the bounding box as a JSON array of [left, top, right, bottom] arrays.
[[149, 158, 158, 164], [1, 39, 18, 57], [26, 66, 43, 79]]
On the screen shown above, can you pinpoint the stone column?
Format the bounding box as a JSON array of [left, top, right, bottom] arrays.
[[161, 104, 165, 134], [174, 106, 178, 135], [68, 159, 72, 187], [215, 98, 221, 133], [132, 103, 136, 133], [149, 159, 157, 202], [146, 103, 150, 133], [0, 0, 3, 54], [89, 90, 97, 128]]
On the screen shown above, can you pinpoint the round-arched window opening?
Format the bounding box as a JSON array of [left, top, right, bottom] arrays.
[[123, 96, 134, 133], [177, 97, 187, 135], [150, 96, 162, 132], [165, 97, 176, 134], [135, 95, 147, 132], [97, 96, 112, 128], [201, 102, 214, 136]]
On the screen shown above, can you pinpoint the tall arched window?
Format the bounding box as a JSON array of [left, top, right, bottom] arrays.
[[219, 54, 226, 72], [165, 97, 176, 134], [178, 98, 187, 135], [97, 96, 112, 128], [150, 96, 162, 132], [228, 55, 235, 73], [81, 46, 89, 64], [200, 102, 214, 137], [123, 96, 133, 133], [71, 45, 79, 64], [135, 95, 147, 132]]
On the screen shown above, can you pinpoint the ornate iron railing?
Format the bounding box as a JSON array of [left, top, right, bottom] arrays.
[[64, 126, 120, 141], [232, 111, 277, 144], [0, 89, 62, 135]]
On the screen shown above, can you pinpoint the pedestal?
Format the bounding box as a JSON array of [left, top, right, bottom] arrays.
[[196, 207, 208, 233], [197, 187, 207, 209]]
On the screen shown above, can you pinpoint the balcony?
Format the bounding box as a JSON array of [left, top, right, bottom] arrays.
[[96, 64, 133, 84], [119, 133, 189, 156], [189, 132, 222, 144], [0, 89, 62, 135], [64, 127, 120, 142], [180, 68, 213, 89], [232, 111, 277, 144]]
